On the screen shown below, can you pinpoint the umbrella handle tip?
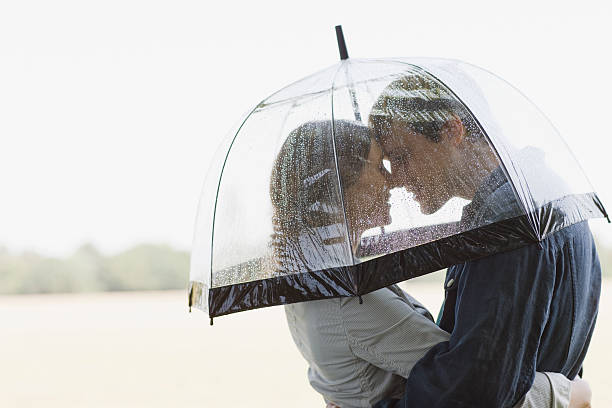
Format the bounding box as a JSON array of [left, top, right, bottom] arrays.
[[335, 25, 349, 60]]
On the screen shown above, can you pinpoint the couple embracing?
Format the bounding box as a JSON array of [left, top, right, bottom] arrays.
[[270, 72, 600, 407]]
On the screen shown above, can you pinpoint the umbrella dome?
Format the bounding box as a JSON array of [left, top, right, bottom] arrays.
[[189, 56, 608, 319]]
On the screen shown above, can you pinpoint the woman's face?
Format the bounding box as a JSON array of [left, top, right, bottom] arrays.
[[344, 139, 392, 232]]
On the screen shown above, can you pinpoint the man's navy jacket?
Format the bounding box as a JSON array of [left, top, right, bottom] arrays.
[[377, 169, 602, 408]]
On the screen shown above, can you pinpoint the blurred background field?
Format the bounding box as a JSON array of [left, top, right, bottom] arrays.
[[1, 272, 610, 407], [1, 205, 609, 407]]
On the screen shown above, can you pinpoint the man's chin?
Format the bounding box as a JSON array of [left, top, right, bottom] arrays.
[[419, 202, 443, 216]]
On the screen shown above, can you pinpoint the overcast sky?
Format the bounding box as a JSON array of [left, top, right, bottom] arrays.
[[1, 0, 611, 256]]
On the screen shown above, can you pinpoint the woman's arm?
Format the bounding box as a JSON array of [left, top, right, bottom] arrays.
[[339, 287, 449, 379]]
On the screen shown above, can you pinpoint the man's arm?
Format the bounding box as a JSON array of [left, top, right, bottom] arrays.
[[342, 285, 572, 408], [397, 242, 557, 407]]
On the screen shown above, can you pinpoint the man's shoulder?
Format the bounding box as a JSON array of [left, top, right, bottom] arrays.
[[552, 219, 593, 237], [477, 182, 523, 223]]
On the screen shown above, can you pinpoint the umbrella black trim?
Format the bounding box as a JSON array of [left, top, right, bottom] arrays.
[[190, 192, 606, 318]]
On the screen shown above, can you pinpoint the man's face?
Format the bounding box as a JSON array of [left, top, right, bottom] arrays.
[[379, 121, 457, 215]]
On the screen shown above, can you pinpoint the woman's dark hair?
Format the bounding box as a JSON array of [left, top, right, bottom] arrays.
[[269, 120, 372, 275], [270, 120, 372, 239]]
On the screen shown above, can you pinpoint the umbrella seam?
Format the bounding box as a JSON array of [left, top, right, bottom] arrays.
[[209, 84, 309, 298], [209, 61, 346, 308], [389, 59, 540, 241], [330, 60, 357, 270]]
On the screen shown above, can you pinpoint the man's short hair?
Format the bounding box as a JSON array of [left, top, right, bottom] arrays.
[[369, 70, 484, 143]]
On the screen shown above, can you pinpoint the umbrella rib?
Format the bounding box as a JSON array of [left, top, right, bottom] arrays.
[[343, 61, 362, 122], [209, 113, 253, 292], [209, 90, 292, 290], [330, 60, 357, 267], [209, 65, 346, 295], [389, 59, 540, 241], [455, 59, 609, 228]]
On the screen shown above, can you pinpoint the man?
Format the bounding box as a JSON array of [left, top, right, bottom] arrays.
[[369, 72, 601, 407]]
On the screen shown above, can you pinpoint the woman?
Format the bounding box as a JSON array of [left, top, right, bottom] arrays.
[[269, 120, 589, 408]]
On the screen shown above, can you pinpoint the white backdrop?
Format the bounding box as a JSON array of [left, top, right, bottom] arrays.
[[1, 0, 610, 256]]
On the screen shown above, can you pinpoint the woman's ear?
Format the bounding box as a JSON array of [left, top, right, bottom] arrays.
[[440, 115, 466, 146]]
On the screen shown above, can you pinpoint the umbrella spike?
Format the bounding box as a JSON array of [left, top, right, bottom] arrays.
[[210, 318, 214, 326], [335, 25, 349, 60], [358, 295, 363, 304]]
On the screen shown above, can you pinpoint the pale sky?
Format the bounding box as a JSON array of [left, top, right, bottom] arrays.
[[1, 0, 611, 256]]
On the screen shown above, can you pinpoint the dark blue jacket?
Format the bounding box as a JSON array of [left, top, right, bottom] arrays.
[[376, 172, 602, 408]]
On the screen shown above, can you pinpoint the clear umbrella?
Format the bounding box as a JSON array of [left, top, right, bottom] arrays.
[[189, 27, 608, 321]]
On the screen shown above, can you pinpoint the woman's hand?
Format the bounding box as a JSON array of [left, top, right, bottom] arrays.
[[569, 376, 592, 408], [325, 403, 340, 408]]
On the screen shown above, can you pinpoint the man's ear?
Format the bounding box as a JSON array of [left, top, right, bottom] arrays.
[[440, 115, 466, 146]]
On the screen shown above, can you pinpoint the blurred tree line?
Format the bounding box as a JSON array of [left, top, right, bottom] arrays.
[[0, 239, 610, 295], [0, 244, 189, 294]]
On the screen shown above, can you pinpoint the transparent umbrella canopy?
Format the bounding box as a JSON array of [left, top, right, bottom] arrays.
[[189, 30, 608, 320]]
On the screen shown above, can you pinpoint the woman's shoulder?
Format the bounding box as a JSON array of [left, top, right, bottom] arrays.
[[339, 285, 414, 310], [284, 285, 433, 333], [284, 297, 344, 325], [338, 286, 430, 333]]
